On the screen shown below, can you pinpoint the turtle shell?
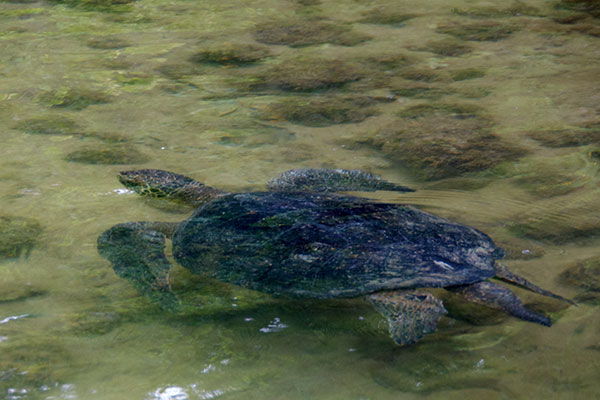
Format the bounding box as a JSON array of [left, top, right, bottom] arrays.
[[173, 192, 502, 298]]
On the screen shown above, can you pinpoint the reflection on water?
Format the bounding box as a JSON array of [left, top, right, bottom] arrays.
[[1, 0, 600, 398]]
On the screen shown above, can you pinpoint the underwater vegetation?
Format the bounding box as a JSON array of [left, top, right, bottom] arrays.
[[38, 87, 111, 111], [392, 86, 452, 100], [527, 123, 600, 147], [86, 36, 130, 49], [250, 57, 362, 91], [261, 95, 379, 127], [559, 256, 600, 304], [0, 336, 72, 396], [358, 8, 416, 25], [437, 22, 517, 41], [65, 145, 148, 164], [418, 39, 473, 56], [351, 103, 524, 180], [45, 0, 137, 13], [451, 68, 486, 81], [508, 204, 600, 244], [554, 0, 600, 18], [189, 42, 271, 66], [0, 215, 43, 259], [13, 115, 81, 135], [398, 67, 439, 83], [254, 17, 371, 47], [451, 3, 541, 18], [513, 173, 581, 198]]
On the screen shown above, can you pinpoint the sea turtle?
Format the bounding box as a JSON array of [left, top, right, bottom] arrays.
[[98, 168, 572, 345]]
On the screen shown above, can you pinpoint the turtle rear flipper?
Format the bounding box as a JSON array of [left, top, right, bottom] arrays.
[[268, 168, 415, 193], [98, 222, 181, 312], [495, 263, 575, 305], [367, 290, 447, 345], [119, 169, 224, 207], [450, 281, 551, 326]]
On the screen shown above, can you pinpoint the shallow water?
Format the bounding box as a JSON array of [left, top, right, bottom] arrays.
[[1, 0, 599, 399]]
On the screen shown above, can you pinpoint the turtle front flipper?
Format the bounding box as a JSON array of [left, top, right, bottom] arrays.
[[119, 169, 224, 207], [450, 281, 551, 326], [267, 168, 415, 193], [97, 222, 181, 312], [367, 290, 448, 345]]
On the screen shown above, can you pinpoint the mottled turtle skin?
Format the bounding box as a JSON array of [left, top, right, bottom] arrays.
[[98, 168, 572, 345]]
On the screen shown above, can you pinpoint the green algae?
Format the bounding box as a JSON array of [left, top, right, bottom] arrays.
[[399, 68, 439, 82], [554, 0, 600, 18], [392, 86, 452, 100], [397, 102, 485, 119], [0, 283, 45, 303], [527, 124, 600, 147], [38, 87, 111, 111], [13, 115, 81, 135], [421, 39, 473, 56], [87, 36, 130, 49], [261, 95, 378, 127], [352, 108, 524, 180], [451, 68, 486, 81], [189, 42, 271, 66], [437, 22, 517, 41], [559, 256, 600, 291], [0, 337, 72, 395], [507, 213, 600, 244], [514, 173, 582, 197], [254, 17, 371, 47], [452, 3, 541, 18], [115, 72, 153, 86], [0, 8, 44, 18], [0, 215, 43, 259], [46, 0, 137, 13], [65, 145, 148, 164], [250, 57, 362, 92], [358, 8, 416, 25], [69, 311, 122, 335]]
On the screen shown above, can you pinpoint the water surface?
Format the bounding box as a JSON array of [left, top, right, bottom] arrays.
[[1, 0, 599, 399]]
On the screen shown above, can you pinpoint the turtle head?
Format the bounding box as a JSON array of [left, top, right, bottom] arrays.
[[119, 169, 198, 198], [118, 169, 223, 206]]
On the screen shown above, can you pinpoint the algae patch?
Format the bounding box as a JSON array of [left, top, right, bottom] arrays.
[[189, 42, 271, 66], [38, 87, 111, 111], [65, 145, 148, 164], [0, 215, 43, 259], [255, 17, 371, 47], [250, 57, 362, 91], [13, 115, 81, 135], [261, 95, 378, 127]]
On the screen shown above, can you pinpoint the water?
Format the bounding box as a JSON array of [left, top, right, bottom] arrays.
[[1, 0, 599, 398]]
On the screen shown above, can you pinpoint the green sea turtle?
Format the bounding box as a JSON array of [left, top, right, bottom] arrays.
[[98, 168, 572, 345]]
